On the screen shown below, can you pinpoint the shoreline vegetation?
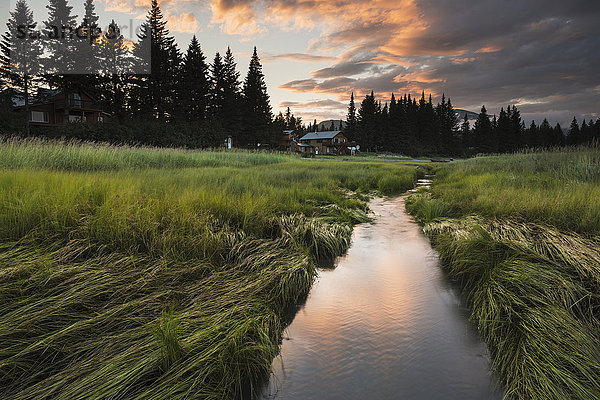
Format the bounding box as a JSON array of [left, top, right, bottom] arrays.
[[0, 138, 421, 399], [406, 145, 600, 399]]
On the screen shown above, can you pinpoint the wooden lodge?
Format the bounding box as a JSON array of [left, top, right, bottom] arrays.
[[12, 88, 110, 126], [298, 131, 351, 155]]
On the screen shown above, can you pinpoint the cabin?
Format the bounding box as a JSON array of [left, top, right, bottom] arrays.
[[298, 131, 351, 155], [280, 130, 300, 152], [12, 88, 109, 126]]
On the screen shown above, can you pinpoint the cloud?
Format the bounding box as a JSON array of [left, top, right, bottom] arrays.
[[166, 12, 200, 33], [136, 0, 600, 124], [262, 53, 338, 63], [102, 0, 152, 14], [279, 99, 346, 109]]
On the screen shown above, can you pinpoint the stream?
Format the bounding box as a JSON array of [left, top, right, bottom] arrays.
[[259, 192, 503, 399]]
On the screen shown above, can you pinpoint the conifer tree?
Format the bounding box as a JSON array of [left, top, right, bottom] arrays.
[[580, 119, 592, 144], [222, 47, 243, 133], [210, 52, 226, 117], [508, 105, 523, 151], [4, 0, 43, 134], [181, 35, 209, 122], [527, 120, 539, 148], [436, 94, 458, 154], [460, 113, 471, 147], [496, 107, 510, 152], [97, 20, 130, 120], [242, 47, 272, 146], [131, 0, 178, 120], [77, 0, 100, 74], [44, 0, 78, 73], [553, 123, 565, 146], [345, 92, 357, 140], [567, 117, 580, 145], [473, 105, 493, 153], [538, 118, 552, 147], [357, 91, 379, 152]]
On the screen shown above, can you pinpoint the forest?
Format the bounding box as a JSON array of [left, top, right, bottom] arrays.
[[1, 0, 275, 148], [1, 0, 598, 156], [344, 91, 600, 156]]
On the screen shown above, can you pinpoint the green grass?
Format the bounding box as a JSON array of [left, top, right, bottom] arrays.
[[429, 145, 600, 235], [0, 138, 419, 399], [406, 146, 600, 399]]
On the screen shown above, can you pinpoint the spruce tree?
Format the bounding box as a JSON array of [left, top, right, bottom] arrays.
[[357, 91, 379, 152], [508, 105, 523, 151], [460, 112, 471, 148], [567, 117, 580, 145], [131, 0, 178, 121], [222, 47, 243, 134], [473, 105, 493, 153], [210, 52, 226, 118], [553, 123, 565, 146], [345, 92, 357, 140], [538, 118, 552, 147], [4, 0, 44, 134], [436, 94, 458, 155], [77, 0, 100, 74], [242, 47, 272, 146], [580, 120, 592, 144], [97, 20, 129, 120], [527, 120, 539, 148], [496, 107, 510, 152], [44, 0, 78, 73], [180, 35, 209, 122]]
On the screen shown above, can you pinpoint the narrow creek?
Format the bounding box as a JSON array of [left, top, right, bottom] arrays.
[[260, 189, 503, 399]]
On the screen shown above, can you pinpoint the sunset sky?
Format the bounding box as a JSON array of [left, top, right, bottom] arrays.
[[3, 0, 599, 126]]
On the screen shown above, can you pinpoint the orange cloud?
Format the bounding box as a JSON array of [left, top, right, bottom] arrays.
[[475, 45, 502, 53], [450, 57, 476, 64], [166, 12, 200, 33]]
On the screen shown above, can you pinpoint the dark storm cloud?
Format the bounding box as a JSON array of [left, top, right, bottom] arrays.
[[209, 0, 600, 124]]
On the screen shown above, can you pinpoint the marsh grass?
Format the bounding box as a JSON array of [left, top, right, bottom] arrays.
[[0, 138, 418, 399], [407, 146, 600, 399], [431, 145, 600, 235]]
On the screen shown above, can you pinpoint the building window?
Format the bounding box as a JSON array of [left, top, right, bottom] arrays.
[[68, 92, 82, 108], [326, 147, 330, 153], [68, 115, 84, 123], [29, 111, 49, 123]]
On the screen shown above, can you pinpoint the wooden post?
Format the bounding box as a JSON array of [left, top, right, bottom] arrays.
[[24, 74, 30, 136]]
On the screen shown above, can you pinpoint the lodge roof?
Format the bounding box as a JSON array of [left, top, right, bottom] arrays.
[[300, 130, 343, 141]]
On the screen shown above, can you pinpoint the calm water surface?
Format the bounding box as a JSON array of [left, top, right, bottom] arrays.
[[260, 196, 503, 400]]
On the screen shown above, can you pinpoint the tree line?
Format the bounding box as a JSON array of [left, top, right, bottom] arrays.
[[344, 91, 600, 156], [0, 0, 275, 148]]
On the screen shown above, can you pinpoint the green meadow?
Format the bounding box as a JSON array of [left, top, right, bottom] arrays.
[[0, 138, 420, 399], [407, 146, 600, 399]]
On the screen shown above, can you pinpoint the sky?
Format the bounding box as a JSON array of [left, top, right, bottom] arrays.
[[2, 0, 599, 126]]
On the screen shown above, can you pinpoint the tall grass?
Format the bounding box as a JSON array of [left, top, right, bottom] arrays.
[[430, 145, 600, 235], [0, 137, 295, 171], [407, 146, 600, 399], [0, 138, 418, 399]]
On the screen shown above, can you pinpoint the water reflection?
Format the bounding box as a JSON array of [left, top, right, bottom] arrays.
[[260, 197, 503, 400]]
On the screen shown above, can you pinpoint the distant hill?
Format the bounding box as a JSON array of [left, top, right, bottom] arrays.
[[317, 120, 346, 131], [455, 109, 479, 120]]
